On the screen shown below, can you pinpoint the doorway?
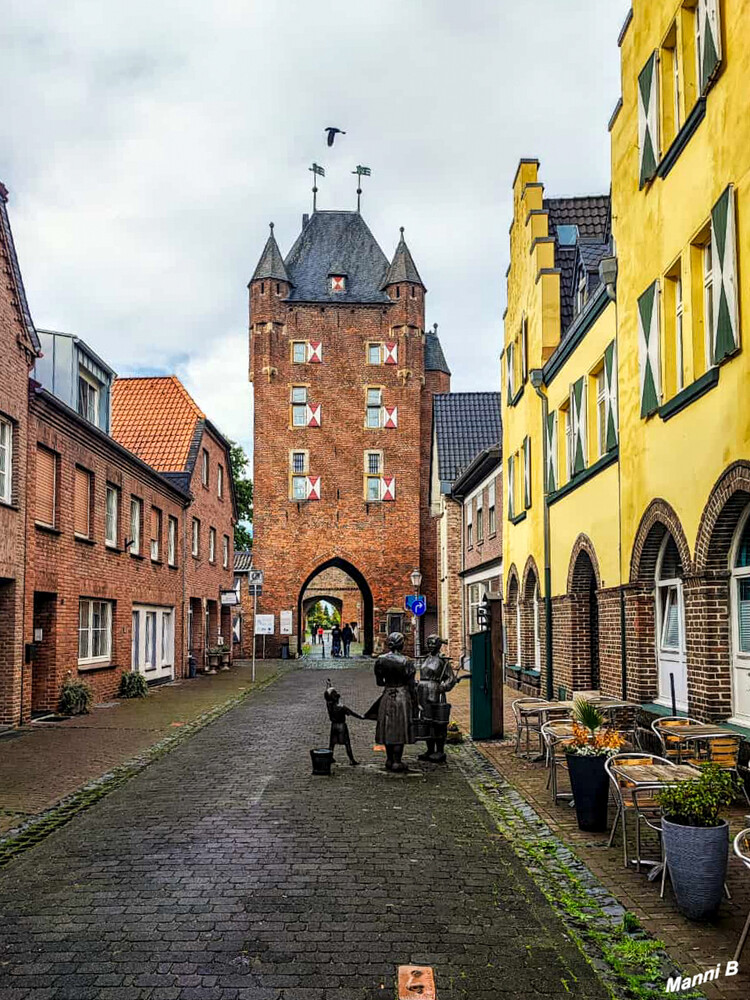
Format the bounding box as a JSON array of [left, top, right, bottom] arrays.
[[655, 534, 687, 711], [298, 558, 374, 655]]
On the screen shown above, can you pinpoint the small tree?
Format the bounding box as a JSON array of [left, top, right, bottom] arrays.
[[229, 441, 253, 550]]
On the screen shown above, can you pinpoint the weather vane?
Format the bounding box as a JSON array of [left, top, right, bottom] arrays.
[[309, 163, 325, 212], [352, 165, 371, 213]]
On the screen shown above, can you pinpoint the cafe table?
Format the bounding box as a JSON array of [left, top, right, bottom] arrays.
[[666, 723, 729, 763]]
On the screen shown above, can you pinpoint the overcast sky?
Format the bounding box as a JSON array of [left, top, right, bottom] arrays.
[[2, 0, 627, 463]]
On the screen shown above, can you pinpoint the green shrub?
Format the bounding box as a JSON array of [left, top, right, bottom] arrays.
[[657, 764, 736, 827], [118, 671, 149, 699], [302, 644, 312, 656], [59, 678, 93, 716]]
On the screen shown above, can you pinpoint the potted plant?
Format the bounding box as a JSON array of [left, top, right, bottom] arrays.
[[564, 699, 625, 832], [218, 643, 231, 670], [657, 765, 735, 920], [206, 646, 222, 671]]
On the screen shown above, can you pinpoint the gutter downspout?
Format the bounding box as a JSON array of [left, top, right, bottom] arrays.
[[530, 371, 553, 701]]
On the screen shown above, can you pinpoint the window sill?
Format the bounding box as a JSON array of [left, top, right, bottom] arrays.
[[35, 522, 61, 535], [0, 499, 19, 511], [508, 511, 527, 525], [151, 558, 163, 565], [74, 534, 95, 546], [658, 366, 719, 422], [129, 552, 145, 561], [547, 447, 618, 506], [78, 660, 115, 673], [105, 543, 122, 553], [656, 97, 706, 180], [508, 385, 525, 408]]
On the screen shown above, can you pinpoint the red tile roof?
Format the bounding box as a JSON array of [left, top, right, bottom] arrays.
[[111, 376, 204, 473]]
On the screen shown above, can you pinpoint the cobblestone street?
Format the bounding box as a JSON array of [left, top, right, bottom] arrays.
[[0, 667, 607, 1000]]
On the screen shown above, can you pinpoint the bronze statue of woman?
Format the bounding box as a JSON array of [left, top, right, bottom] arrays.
[[364, 632, 417, 772]]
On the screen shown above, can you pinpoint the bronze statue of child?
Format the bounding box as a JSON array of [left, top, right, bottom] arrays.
[[324, 679, 362, 765]]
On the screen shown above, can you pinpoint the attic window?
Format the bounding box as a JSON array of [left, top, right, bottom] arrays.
[[331, 275, 345, 293], [556, 225, 579, 246], [575, 267, 588, 316]]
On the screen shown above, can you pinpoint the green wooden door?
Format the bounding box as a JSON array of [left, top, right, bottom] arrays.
[[470, 630, 493, 740]]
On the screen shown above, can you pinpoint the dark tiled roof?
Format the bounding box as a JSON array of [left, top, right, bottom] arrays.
[[382, 231, 425, 288], [425, 332, 450, 375], [251, 226, 290, 284], [234, 550, 253, 572], [578, 239, 610, 273], [0, 184, 41, 354], [433, 392, 502, 487], [557, 246, 578, 333], [283, 211, 391, 304]]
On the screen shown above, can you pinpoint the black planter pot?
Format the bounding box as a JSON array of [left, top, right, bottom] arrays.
[[566, 753, 610, 832], [310, 748, 334, 776], [662, 818, 729, 920]]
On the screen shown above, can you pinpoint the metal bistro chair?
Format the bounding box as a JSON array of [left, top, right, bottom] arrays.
[[512, 697, 546, 759], [651, 717, 701, 763], [631, 783, 670, 889], [602, 703, 639, 748], [733, 828, 750, 962], [606, 753, 673, 868], [541, 721, 574, 805], [685, 734, 750, 806]]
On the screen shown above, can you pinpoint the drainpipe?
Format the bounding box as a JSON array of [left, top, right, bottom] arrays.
[[530, 369, 553, 701]]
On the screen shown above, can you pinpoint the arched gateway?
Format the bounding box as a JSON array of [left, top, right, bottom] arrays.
[[298, 558, 375, 655], [248, 206, 451, 657]]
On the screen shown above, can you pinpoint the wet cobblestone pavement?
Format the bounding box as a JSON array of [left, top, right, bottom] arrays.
[[0, 668, 608, 999]]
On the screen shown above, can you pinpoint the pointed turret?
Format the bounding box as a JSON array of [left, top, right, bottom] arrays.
[[382, 227, 425, 290], [250, 222, 291, 286]]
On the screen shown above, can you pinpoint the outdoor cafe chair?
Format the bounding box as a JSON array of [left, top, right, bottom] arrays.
[[541, 721, 574, 805], [685, 734, 750, 806], [602, 703, 639, 747], [651, 717, 701, 762], [733, 828, 750, 962], [606, 753, 673, 868], [631, 784, 670, 890], [512, 697, 546, 758]]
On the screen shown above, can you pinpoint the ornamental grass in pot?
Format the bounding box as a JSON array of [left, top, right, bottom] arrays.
[[657, 765, 735, 920], [565, 699, 625, 832]]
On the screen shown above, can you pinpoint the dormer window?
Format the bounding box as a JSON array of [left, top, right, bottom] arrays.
[[575, 267, 588, 316], [77, 369, 100, 427], [330, 275, 346, 293], [556, 224, 579, 246]]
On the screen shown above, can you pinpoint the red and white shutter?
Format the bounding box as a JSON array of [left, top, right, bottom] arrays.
[[306, 476, 321, 500], [331, 276, 345, 293], [306, 403, 321, 427], [307, 340, 322, 363], [383, 405, 398, 429], [381, 475, 396, 501], [384, 342, 398, 365]]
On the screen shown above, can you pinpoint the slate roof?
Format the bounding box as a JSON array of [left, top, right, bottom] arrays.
[[433, 392, 502, 488], [425, 331, 450, 375], [234, 550, 253, 573], [282, 211, 392, 304], [0, 183, 41, 355], [544, 195, 611, 334], [111, 376, 205, 473], [382, 230, 425, 289], [251, 226, 290, 284]]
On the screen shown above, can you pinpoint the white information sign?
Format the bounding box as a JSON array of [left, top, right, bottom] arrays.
[[254, 614, 275, 635], [280, 610, 293, 635]]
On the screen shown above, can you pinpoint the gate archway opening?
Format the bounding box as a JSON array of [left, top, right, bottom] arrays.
[[297, 559, 374, 655]]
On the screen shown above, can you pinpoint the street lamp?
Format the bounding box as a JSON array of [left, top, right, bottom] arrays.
[[410, 568, 423, 660]]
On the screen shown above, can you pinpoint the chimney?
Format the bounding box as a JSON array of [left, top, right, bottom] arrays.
[[302, 213, 309, 229]]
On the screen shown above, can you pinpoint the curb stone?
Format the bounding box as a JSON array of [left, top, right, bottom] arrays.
[[0, 669, 286, 869], [452, 738, 706, 1000]]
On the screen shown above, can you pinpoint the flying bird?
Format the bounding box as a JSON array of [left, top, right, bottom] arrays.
[[325, 127, 346, 147]]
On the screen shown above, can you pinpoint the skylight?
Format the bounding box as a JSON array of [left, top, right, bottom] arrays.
[[556, 224, 579, 246]]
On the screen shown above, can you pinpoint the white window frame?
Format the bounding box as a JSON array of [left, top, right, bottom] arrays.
[[292, 341, 307, 364], [217, 463, 224, 499], [192, 517, 200, 557], [368, 342, 382, 366], [132, 603, 174, 678], [105, 484, 118, 548], [223, 534, 229, 569], [0, 417, 13, 505], [77, 369, 100, 427], [468, 582, 487, 635], [596, 369, 607, 459], [673, 35, 682, 132], [209, 527, 216, 564], [467, 501, 473, 548], [130, 498, 141, 556], [675, 271, 684, 392], [78, 598, 112, 665], [565, 407, 575, 480], [730, 506, 750, 660], [515, 596, 522, 667], [292, 450, 307, 474], [533, 582, 541, 671], [366, 388, 383, 429], [576, 268, 587, 315], [703, 240, 714, 369], [292, 476, 307, 501], [150, 507, 161, 562], [476, 499, 484, 544], [507, 341, 516, 399], [291, 386, 308, 426], [201, 448, 209, 487], [168, 516, 177, 566]]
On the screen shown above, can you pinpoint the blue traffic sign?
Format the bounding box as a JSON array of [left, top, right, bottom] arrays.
[[405, 595, 427, 616]]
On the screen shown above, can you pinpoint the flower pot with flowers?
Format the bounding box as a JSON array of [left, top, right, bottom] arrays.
[[565, 699, 626, 832]]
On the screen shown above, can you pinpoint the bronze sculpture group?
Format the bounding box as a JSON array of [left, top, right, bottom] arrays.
[[323, 631, 466, 773]]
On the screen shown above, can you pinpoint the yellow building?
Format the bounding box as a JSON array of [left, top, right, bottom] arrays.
[[502, 0, 750, 728]]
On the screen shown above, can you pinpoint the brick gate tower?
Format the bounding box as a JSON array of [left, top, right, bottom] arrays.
[[249, 210, 450, 656]]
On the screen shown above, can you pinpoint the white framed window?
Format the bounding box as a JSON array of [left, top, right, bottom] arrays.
[[130, 498, 142, 555], [675, 272, 684, 392], [77, 370, 100, 426], [368, 343, 382, 366], [132, 604, 174, 679], [365, 450, 382, 501], [292, 341, 307, 364], [161, 610, 173, 665], [515, 595, 522, 667], [209, 527, 216, 563], [467, 503, 473, 548], [292, 451, 307, 474], [217, 463, 224, 499], [565, 407, 575, 480], [192, 517, 200, 557], [731, 510, 750, 656], [0, 417, 12, 505], [223, 534, 229, 569], [576, 268, 587, 315], [596, 369, 607, 458], [105, 484, 118, 547], [673, 36, 682, 132], [506, 341, 516, 399], [366, 451, 382, 475], [291, 386, 308, 426], [488, 480, 496, 536], [366, 388, 383, 428], [150, 507, 161, 562], [78, 599, 112, 664], [476, 499, 484, 544], [168, 516, 177, 566], [201, 448, 209, 487], [533, 582, 541, 670], [468, 582, 486, 635], [703, 240, 714, 368], [292, 476, 307, 501]]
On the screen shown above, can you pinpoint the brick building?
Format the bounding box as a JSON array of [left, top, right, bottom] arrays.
[[112, 377, 238, 669], [430, 393, 502, 665], [249, 211, 451, 656]]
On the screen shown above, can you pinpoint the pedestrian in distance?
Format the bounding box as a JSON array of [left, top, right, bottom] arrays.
[[317, 625, 324, 645], [331, 623, 342, 657], [341, 622, 353, 658]]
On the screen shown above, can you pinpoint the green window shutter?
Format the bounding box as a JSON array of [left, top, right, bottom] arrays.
[[638, 281, 662, 417], [506, 345, 513, 405], [698, 0, 722, 93], [710, 184, 740, 364], [523, 436, 531, 509], [637, 51, 659, 189], [572, 377, 586, 475], [546, 412, 557, 493], [603, 341, 618, 451], [507, 456, 515, 519]]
